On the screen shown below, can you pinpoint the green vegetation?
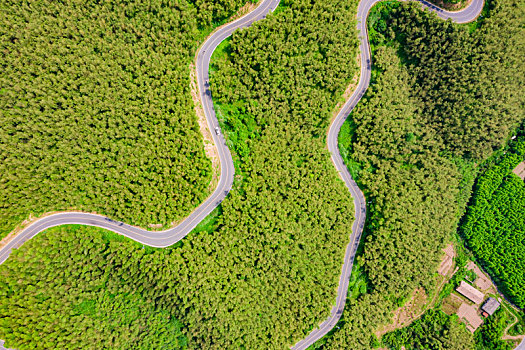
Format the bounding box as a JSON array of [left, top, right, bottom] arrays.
[[2, 0, 524, 349], [394, 4, 524, 160], [0, 226, 187, 350], [1, 0, 363, 348], [508, 306, 525, 336], [475, 309, 513, 350], [436, 241, 470, 305], [382, 309, 474, 349], [321, 0, 525, 348], [347, 263, 370, 300], [427, 0, 464, 9], [190, 0, 256, 27], [0, 0, 250, 239], [460, 137, 525, 308]]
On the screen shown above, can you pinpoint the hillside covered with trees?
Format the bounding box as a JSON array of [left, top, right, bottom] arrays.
[[382, 309, 474, 349], [0, 226, 187, 350], [0, 0, 251, 239], [1, 0, 524, 348], [321, 0, 524, 348], [1, 0, 362, 348]]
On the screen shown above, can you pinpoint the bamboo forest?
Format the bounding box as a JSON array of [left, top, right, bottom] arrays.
[[0, 0, 524, 349]]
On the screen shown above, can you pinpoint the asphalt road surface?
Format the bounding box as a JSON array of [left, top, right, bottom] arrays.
[[0, 1, 279, 349], [3, 0, 517, 349], [0, 0, 280, 264], [291, 0, 484, 348]]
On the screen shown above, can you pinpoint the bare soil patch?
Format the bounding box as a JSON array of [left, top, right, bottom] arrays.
[[232, 2, 258, 20], [457, 302, 483, 332], [375, 244, 458, 337], [468, 261, 497, 294], [512, 161, 525, 180], [376, 288, 429, 337], [503, 334, 525, 341], [442, 293, 464, 315], [438, 243, 455, 275]]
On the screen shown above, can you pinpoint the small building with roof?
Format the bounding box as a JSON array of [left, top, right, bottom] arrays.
[[481, 297, 500, 316], [456, 281, 485, 305]]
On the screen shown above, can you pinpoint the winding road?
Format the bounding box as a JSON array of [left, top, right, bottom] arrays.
[[0, 0, 280, 264], [292, 0, 484, 348], [2, 0, 517, 349]]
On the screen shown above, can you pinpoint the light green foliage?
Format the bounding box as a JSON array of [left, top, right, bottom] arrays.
[[0, 226, 187, 350], [1, 0, 361, 348], [0, 0, 248, 238], [461, 137, 525, 308], [382, 309, 474, 349], [347, 263, 369, 300], [2, 0, 523, 349]]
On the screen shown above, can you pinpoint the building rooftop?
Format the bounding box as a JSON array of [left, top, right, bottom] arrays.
[[481, 297, 500, 316], [456, 281, 485, 304], [513, 161, 525, 180]]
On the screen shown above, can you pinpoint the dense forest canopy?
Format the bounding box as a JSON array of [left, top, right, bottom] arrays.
[[382, 309, 474, 349], [0, 226, 187, 350], [1, 0, 524, 348], [321, 0, 524, 348], [475, 308, 514, 350], [461, 137, 525, 308], [0, 0, 250, 239], [1, 0, 362, 348]]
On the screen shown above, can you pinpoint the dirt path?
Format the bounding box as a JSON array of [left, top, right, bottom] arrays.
[[501, 303, 524, 341], [376, 246, 457, 337]]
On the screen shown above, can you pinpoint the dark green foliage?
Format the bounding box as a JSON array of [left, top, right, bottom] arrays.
[[382, 309, 474, 349], [475, 309, 513, 350], [0, 0, 250, 239], [350, 45, 460, 296], [461, 138, 525, 308], [325, 44, 462, 349], [323, 0, 524, 348], [390, 2, 525, 160], [0, 226, 187, 350]]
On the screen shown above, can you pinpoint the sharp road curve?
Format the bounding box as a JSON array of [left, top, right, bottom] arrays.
[[292, 0, 484, 348], [0, 0, 280, 264], [2, 0, 515, 349]]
